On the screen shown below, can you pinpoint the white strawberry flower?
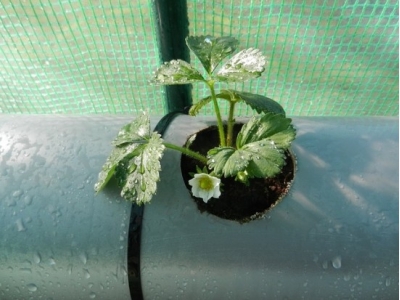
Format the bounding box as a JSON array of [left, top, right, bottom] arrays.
[[188, 173, 221, 203]]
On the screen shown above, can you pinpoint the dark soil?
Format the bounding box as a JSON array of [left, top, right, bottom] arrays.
[[181, 124, 295, 223]]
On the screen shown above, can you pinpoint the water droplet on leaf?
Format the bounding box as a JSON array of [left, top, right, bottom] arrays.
[[140, 181, 146, 192]]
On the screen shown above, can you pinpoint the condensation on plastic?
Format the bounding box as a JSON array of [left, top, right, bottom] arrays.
[[140, 115, 399, 299], [0, 115, 143, 300]]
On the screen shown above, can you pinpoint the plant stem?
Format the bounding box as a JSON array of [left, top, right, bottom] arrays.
[[226, 101, 236, 147], [163, 142, 208, 164], [207, 80, 226, 147]]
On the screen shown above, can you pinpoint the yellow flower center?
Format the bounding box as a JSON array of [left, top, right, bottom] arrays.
[[199, 176, 214, 191]]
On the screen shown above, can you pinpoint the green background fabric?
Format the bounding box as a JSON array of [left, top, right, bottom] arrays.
[[0, 0, 398, 116]]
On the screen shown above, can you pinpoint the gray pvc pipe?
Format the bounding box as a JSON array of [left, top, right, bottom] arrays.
[[0, 115, 139, 300], [140, 115, 399, 299], [1, 115, 398, 299]]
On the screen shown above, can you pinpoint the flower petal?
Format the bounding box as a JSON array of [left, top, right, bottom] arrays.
[[188, 178, 197, 187], [187, 173, 222, 203], [198, 189, 212, 203], [212, 188, 221, 199]]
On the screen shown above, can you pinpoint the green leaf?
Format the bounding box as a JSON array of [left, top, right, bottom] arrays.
[[151, 59, 205, 85], [189, 88, 256, 116], [242, 140, 285, 178], [186, 35, 239, 74], [94, 112, 166, 205], [215, 48, 266, 82], [207, 113, 295, 180], [223, 90, 286, 115], [188, 95, 212, 116], [94, 112, 152, 193], [207, 141, 285, 179], [189, 89, 283, 116], [237, 113, 296, 149], [115, 132, 165, 204], [207, 147, 251, 177], [112, 112, 150, 146], [94, 143, 144, 194], [215, 89, 237, 101]]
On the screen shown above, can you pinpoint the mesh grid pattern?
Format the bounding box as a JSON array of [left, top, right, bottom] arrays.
[[188, 0, 399, 116], [0, 0, 398, 116], [0, 1, 163, 114]]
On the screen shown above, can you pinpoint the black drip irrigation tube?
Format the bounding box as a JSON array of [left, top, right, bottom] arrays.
[[128, 109, 189, 299], [128, 2, 191, 298]]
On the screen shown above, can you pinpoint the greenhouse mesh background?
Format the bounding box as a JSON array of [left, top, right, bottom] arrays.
[[0, 0, 398, 116]]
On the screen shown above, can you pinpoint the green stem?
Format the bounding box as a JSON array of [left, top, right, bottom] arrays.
[[207, 80, 226, 147], [226, 101, 236, 147], [163, 142, 208, 164]]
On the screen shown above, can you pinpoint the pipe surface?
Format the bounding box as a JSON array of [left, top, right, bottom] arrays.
[[1, 115, 398, 299], [0, 115, 142, 300], [140, 116, 399, 299]]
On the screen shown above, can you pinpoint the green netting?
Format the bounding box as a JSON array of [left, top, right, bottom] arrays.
[[0, 0, 398, 116], [188, 0, 399, 116], [0, 1, 163, 114]]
